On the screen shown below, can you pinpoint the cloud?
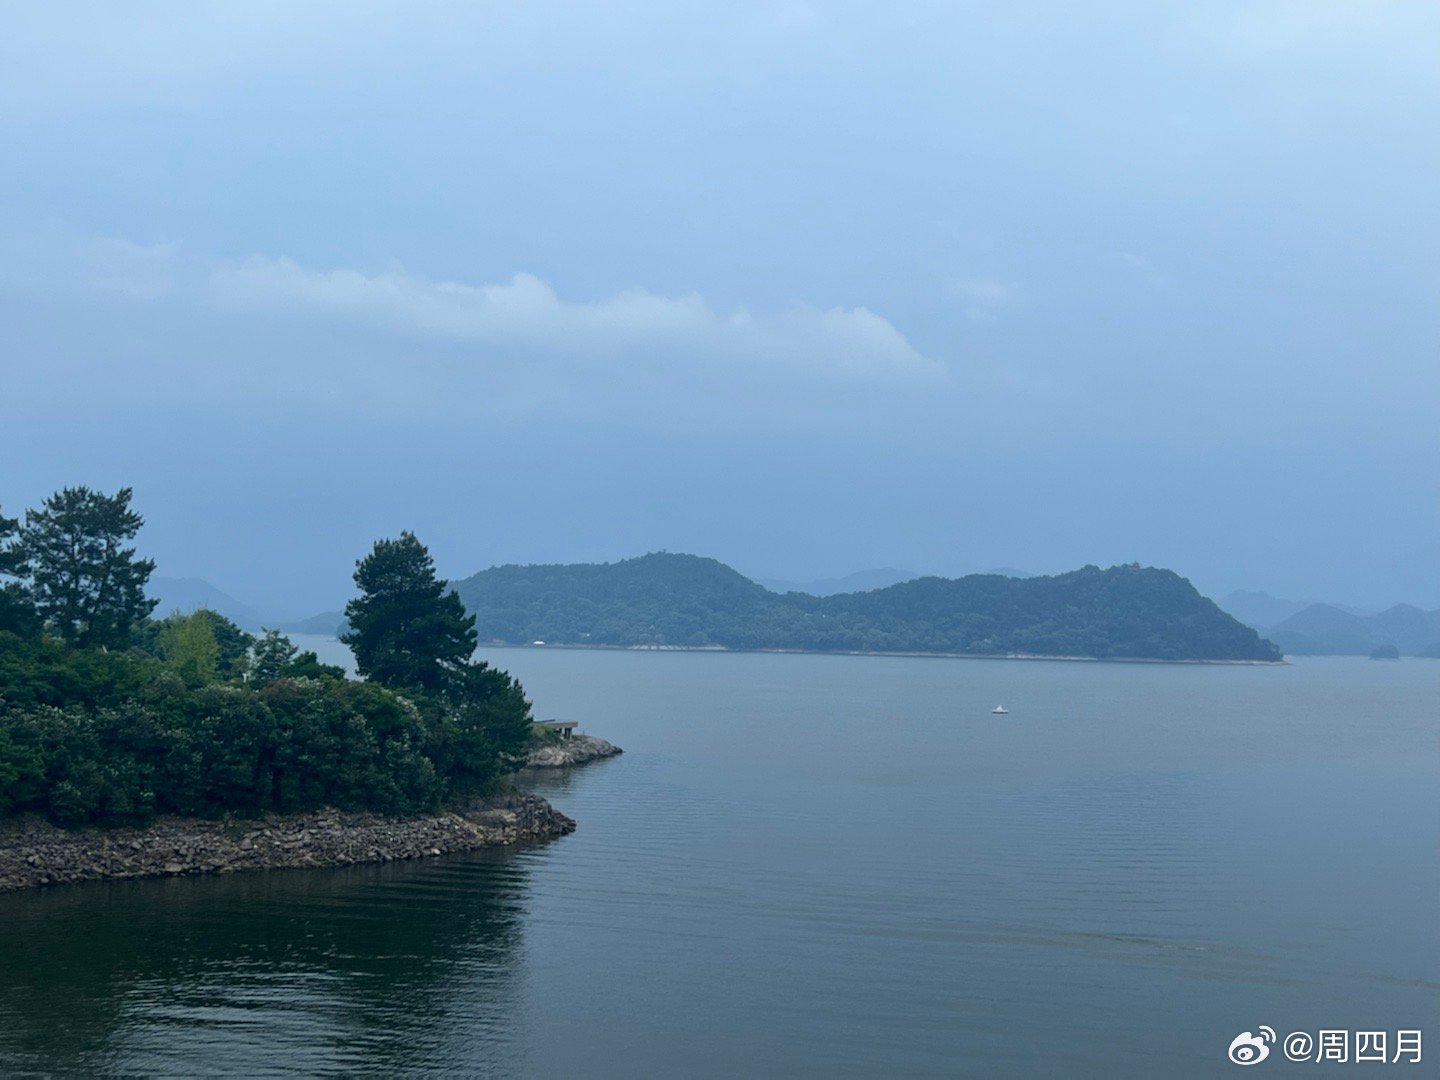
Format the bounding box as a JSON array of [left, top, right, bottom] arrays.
[[947, 277, 1017, 323], [0, 227, 951, 431], [0, 223, 939, 385], [205, 256, 940, 380]]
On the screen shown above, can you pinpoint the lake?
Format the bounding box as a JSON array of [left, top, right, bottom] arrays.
[[0, 649, 1435, 1076]]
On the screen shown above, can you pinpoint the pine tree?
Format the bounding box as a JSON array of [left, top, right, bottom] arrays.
[[250, 628, 300, 686], [436, 661, 535, 794], [341, 532, 477, 692], [21, 487, 157, 647], [0, 504, 38, 636]]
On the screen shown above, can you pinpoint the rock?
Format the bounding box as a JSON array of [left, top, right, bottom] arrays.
[[471, 809, 518, 827], [525, 733, 624, 769], [0, 790, 576, 894]]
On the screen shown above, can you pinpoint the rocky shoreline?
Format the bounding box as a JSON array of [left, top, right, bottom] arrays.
[[525, 733, 624, 768], [0, 789, 574, 893]]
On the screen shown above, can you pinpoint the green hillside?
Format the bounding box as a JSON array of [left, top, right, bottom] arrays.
[[452, 554, 1281, 662]]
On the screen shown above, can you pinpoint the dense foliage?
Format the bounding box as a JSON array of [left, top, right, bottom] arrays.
[[1, 491, 535, 828], [453, 553, 1282, 661], [341, 532, 478, 692], [0, 508, 39, 638]]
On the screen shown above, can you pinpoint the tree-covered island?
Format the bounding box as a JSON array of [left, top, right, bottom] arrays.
[[453, 553, 1283, 662], [0, 488, 535, 831]]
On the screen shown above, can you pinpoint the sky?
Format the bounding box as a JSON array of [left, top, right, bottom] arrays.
[[1, 1, 1436, 618]]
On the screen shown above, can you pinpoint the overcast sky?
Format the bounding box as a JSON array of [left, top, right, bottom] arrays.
[[1, 1, 1436, 617]]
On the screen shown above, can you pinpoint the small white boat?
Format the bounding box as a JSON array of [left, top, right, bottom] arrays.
[[992, 705, 1009, 715]]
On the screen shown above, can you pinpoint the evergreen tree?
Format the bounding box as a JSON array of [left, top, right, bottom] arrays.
[[0, 505, 38, 636], [433, 661, 534, 795], [250, 629, 300, 686], [341, 532, 477, 692], [21, 487, 157, 648]]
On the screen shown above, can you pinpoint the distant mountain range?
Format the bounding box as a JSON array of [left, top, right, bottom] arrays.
[[1218, 590, 1314, 629], [1265, 604, 1440, 657], [147, 577, 343, 636], [274, 611, 348, 636], [1219, 589, 1440, 656], [450, 553, 1279, 661], [147, 577, 269, 631], [151, 569, 1437, 661]]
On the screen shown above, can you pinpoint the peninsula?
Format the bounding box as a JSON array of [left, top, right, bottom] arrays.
[[0, 487, 607, 892]]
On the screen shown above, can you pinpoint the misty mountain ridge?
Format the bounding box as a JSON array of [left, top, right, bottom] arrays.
[[147, 577, 269, 632], [147, 577, 344, 636], [153, 568, 1436, 660], [274, 611, 348, 636], [1218, 588, 1440, 655], [1218, 589, 1374, 629], [1264, 603, 1440, 657], [450, 553, 1279, 661], [1219, 590, 1313, 629]]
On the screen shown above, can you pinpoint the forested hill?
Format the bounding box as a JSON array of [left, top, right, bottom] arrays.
[[451, 554, 1282, 662]]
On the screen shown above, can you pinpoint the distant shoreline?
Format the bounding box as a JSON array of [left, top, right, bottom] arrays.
[[477, 641, 1289, 666]]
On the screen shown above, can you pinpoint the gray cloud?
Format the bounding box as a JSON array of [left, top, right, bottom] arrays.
[[0, 2, 1434, 613], [205, 255, 941, 380], [1, 227, 939, 386]]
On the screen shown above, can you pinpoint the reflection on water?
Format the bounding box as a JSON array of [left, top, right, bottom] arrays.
[[0, 652, 1436, 1076], [0, 850, 535, 1075]]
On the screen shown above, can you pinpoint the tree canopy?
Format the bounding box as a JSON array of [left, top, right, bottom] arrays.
[[452, 553, 1283, 662], [0, 506, 37, 637], [342, 532, 478, 692], [1, 489, 539, 828], [341, 533, 531, 783], [21, 487, 157, 648]]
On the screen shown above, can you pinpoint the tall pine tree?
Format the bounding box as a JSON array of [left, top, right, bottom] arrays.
[[21, 487, 157, 647], [341, 532, 477, 692]]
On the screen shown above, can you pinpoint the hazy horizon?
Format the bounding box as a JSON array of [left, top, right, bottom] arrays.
[[3, 3, 1436, 616], [144, 551, 1432, 627]]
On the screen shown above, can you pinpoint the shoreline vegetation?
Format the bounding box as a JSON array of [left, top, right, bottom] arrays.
[[2, 487, 607, 892]]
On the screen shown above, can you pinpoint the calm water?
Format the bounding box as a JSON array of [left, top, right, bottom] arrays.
[[1, 650, 1436, 1077]]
